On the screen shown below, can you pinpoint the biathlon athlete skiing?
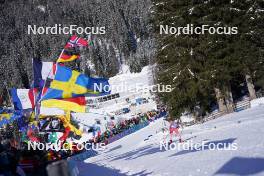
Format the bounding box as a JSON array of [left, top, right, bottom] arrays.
[[169, 119, 183, 144]]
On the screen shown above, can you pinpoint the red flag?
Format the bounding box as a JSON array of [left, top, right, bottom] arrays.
[[65, 35, 88, 48], [57, 35, 88, 63]]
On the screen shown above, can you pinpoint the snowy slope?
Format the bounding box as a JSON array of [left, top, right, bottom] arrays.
[[69, 65, 157, 143], [80, 105, 264, 176], [251, 97, 264, 108], [109, 65, 154, 94]]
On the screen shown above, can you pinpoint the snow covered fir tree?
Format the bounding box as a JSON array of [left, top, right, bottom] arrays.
[[0, 0, 155, 105], [0, 0, 264, 176], [153, 0, 264, 119]]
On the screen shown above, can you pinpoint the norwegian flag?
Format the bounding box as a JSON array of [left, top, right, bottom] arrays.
[[65, 35, 88, 49], [57, 35, 89, 63]]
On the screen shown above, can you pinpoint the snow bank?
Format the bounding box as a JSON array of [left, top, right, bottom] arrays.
[[82, 106, 264, 176], [250, 97, 264, 108], [109, 65, 152, 94], [180, 114, 195, 123]]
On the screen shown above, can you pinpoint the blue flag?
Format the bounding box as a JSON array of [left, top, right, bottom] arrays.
[[41, 64, 110, 100]]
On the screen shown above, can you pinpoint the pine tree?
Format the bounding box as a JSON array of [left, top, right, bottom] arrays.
[[153, 0, 216, 118], [153, 0, 264, 118], [0, 0, 154, 96]]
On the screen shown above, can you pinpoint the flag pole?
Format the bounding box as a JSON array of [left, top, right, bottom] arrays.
[[39, 36, 70, 101], [32, 58, 54, 120], [4, 81, 13, 109], [37, 36, 69, 117], [57, 35, 72, 63], [32, 58, 38, 121]]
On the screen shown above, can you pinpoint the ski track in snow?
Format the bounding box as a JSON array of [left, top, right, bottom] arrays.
[[80, 106, 264, 176]]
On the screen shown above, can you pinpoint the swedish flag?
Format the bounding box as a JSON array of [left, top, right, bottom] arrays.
[[41, 64, 110, 100]]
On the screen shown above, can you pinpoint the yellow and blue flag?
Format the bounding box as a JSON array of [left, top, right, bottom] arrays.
[[0, 111, 23, 128], [41, 64, 110, 100]]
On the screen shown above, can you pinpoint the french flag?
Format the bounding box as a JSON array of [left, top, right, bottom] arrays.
[[32, 58, 56, 88], [11, 88, 37, 110]]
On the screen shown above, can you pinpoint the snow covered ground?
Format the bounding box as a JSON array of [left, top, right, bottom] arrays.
[[78, 104, 264, 176], [251, 97, 264, 108], [109, 65, 154, 94]]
